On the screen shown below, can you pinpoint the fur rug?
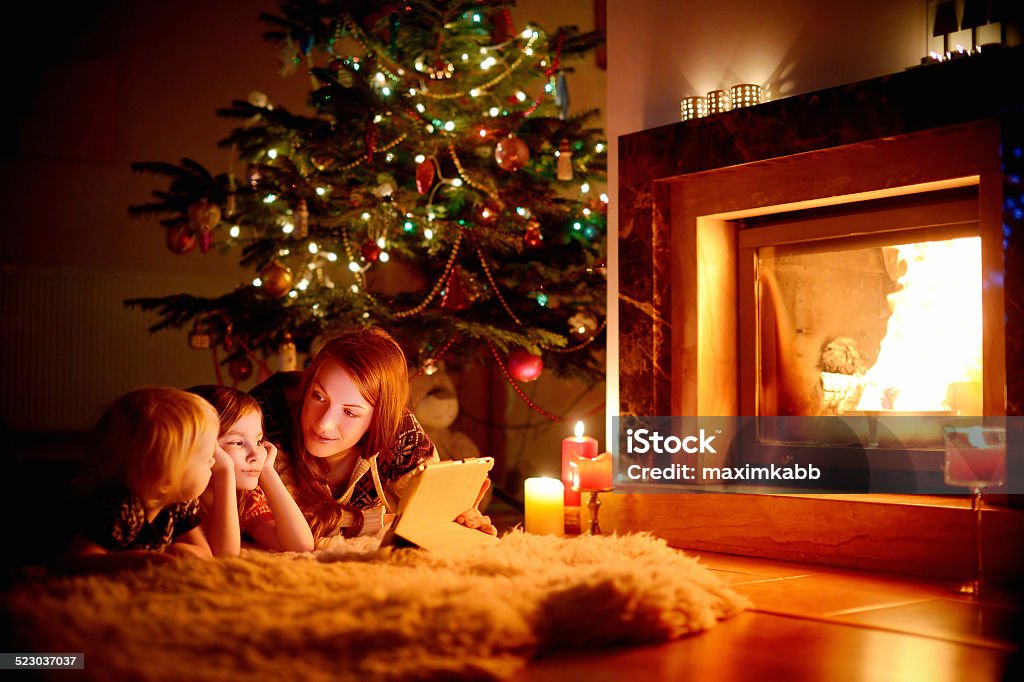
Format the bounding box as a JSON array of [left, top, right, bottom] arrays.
[[5, 532, 749, 681]]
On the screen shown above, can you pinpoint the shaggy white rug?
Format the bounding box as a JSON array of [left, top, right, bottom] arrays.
[[6, 532, 749, 681]]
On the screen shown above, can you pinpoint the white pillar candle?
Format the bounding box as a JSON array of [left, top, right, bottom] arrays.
[[524, 477, 564, 536]]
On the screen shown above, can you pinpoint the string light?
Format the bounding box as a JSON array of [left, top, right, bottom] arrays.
[[229, 225, 240, 238], [326, 252, 338, 262], [267, 149, 278, 160], [308, 242, 318, 254], [282, 223, 294, 234], [252, 277, 262, 287], [264, 194, 277, 204], [600, 193, 609, 203]]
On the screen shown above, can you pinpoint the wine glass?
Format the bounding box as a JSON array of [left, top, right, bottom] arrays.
[[942, 425, 1007, 598]]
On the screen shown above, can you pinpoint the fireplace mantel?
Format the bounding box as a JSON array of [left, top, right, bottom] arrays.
[[612, 47, 1024, 581]]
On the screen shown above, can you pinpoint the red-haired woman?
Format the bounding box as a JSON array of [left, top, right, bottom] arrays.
[[250, 326, 496, 543]]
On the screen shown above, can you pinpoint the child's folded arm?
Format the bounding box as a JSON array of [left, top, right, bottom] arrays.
[[252, 456, 314, 552]]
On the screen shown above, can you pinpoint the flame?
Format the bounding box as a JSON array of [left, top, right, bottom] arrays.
[[574, 421, 585, 438], [854, 237, 982, 412]]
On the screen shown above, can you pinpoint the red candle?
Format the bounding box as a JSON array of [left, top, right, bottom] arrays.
[[570, 452, 613, 492], [561, 421, 598, 505]]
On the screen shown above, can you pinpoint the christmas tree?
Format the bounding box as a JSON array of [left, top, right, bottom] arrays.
[[127, 0, 606, 391]]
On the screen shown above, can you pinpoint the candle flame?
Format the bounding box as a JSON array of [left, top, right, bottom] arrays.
[[574, 421, 584, 438]]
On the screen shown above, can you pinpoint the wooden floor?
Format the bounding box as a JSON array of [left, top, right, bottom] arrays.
[[512, 550, 1021, 682]]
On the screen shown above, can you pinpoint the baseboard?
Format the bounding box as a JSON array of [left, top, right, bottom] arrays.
[[597, 492, 1024, 584]]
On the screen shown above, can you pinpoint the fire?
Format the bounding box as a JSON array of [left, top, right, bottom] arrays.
[[853, 237, 982, 412]]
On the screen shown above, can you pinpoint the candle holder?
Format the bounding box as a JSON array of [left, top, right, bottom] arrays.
[[942, 425, 1007, 599], [706, 89, 730, 115], [730, 83, 762, 108], [680, 96, 707, 121], [582, 488, 612, 534], [569, 452, 614, 535]]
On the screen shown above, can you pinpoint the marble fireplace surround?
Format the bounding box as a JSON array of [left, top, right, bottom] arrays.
[[608, 47, 1024, 580]]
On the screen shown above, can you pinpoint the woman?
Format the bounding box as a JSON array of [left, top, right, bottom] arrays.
[[250, 326, 496, 541]]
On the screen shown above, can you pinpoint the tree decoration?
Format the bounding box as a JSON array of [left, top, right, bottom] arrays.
[[361, 240, 382, 263], [568, 310, 599, 342], [495, 134, 530, 171], [187, 320, 211, 350], [416, 159, 435, 195], [294, 198, 309, 238], [556, 139, 573, 181], [188, 198, 221, 232], [440, 266, 471, 311], [126, 1, 607, 393], [523, 220, 543, 248], [276, 332, 297, 372], [555, 71, 570, 120], [507, 347, 544, 382], [259, 259, 293, 298], [365, 115, 378, 163], [165, 225, 197, 255], [229, 356, 254, 383]]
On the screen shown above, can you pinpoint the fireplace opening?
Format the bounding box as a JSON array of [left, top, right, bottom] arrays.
[[734, 187, 991, 490]]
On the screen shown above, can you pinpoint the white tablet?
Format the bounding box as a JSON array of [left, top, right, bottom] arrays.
[[383, 457, 499, 552]]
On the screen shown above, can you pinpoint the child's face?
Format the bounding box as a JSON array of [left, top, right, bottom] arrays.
[[220, 409, 268, 491], [178, 427, 217, 500], [301, 362, 374, 461]]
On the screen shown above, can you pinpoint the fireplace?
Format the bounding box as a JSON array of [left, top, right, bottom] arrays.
[[611, 47, 1024, 577]]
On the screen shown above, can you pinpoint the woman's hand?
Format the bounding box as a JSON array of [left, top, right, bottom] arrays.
[[455, 478, 498, 536]]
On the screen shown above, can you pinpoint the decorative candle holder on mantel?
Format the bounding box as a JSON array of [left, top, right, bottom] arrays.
[[569, 452, 614, 534]]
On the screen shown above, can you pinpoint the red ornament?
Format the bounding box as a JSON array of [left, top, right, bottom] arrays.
[[199, 230, 213, 253], [416, 159, 435, 195], [440, 267, 470, 311], [523, 221, 542, 248], [361, 241, 382, 263], [166, 225, 197, 255], [228, 356, 254, 383], [489, 8, 514, 44], [495, 134, 530, 171], [507, 348, 543, 382]]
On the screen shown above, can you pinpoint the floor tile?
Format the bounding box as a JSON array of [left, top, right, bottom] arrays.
[[832, 599, 1020, 649]]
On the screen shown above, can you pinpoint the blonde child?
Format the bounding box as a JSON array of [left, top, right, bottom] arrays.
[[66, 387, 220, 569], [187, 385, 314, 555]]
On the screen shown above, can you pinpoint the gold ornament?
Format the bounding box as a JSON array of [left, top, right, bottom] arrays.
[[188, 198, 222, 233], [259, 259, 294, 298]]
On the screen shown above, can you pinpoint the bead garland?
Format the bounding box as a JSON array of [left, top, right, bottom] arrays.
[[393, 228, 464, 318], [486, 339, 563, 421], [448, 143, 498, 199], [408, 335, 460, 381]]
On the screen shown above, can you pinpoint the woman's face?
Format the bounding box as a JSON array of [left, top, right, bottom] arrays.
[[220, 409, 267, 491], [300, 362, 374, 460]]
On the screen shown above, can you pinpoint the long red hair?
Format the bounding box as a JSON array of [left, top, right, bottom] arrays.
[[288, 326, 410, 538]]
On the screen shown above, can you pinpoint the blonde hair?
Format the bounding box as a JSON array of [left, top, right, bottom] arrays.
[[87, 387, 218, 499]]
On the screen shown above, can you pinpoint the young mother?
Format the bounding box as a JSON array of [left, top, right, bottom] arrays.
[[250, 326, 496, 542]]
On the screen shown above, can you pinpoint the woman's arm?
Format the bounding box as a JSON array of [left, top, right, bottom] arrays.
[[247, 443, 314, 552], [200, 445, 241, 557]]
